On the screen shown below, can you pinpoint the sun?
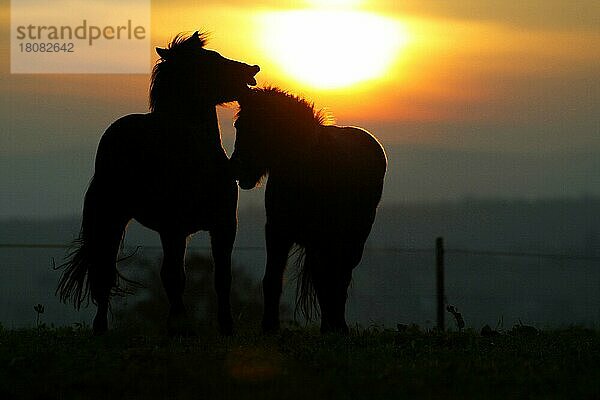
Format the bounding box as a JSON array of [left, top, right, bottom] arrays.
[[259, 10, 408, 90], [305, 0, 364, 8]]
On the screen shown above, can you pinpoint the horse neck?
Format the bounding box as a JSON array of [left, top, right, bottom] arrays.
[[194, 105, 219, 130], [154, 104, 219, 131]]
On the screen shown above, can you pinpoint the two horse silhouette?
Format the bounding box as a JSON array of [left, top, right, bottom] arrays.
[[57, 32, 386, 335]]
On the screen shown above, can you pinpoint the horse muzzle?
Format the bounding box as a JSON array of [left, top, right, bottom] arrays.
[[230, 156, 258, 190], [238, 180, 257, 190], [245, 65, 260, 86]]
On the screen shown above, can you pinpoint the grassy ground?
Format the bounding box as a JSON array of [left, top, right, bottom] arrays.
[[1, 324, 599, 399]]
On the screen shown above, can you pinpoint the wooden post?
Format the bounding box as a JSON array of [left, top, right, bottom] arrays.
[[436, 237, 445, 331]]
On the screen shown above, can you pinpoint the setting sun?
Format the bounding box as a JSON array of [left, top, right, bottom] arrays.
[[259, 10, 408, 89], [306, 0, 364, 8]]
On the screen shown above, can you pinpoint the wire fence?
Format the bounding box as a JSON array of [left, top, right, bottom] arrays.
[[1, 240, 598, 329], [1, 242, 600, 262]]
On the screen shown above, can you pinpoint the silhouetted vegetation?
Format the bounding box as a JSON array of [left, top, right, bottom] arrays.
[[1, 325, 599, 399]]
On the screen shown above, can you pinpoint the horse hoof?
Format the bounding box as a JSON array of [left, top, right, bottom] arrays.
[[93, 317, 108, 335], [93, 328, 107, 336], [261, 321, 280, 335], [218, 314, 234, 336], [320, 324, 349, 336], [219, 323, 234, 336]]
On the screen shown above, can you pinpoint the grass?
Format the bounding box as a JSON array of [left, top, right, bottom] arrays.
[[1, 324, 599, 399]]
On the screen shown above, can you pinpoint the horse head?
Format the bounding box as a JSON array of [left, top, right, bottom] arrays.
[[232, 87, 328, 190], [150, 31, 260, 112], [231, 112, 268, 190]]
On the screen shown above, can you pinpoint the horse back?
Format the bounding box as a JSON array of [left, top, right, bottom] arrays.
[[265, 125, 386, 243], [95, 112, 229, 175], [92, 112, 236, 233], [321, 125, 387, 179]]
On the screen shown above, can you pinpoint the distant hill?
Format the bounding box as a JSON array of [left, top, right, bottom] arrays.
[[382, 145, 600, 204], [2, 144, 599, 217]]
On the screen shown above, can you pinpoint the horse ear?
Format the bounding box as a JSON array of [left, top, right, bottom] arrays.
[[190, 31, 204, 47], [156, 47, 169, 59]]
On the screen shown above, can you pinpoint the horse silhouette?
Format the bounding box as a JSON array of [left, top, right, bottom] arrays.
[[231, 87, 386, 334], [56, 32, 260, 336]]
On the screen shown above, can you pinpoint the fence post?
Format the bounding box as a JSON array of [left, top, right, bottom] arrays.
[[436, 237, 445, 331]]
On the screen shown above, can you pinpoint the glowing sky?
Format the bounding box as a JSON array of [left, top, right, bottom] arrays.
[[0, 0, 599, 154]]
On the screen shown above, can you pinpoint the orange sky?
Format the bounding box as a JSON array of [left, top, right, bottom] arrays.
[[1, 0, 599, 154], [149, 0, 600, 123]]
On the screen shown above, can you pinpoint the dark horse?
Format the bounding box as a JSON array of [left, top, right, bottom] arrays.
[[231, 87, 386, 334], [56, 32, 260, 336]]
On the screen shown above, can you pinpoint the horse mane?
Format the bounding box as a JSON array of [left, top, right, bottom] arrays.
[[164, 32, 209, 53], [149, 32, 210, 112], [236, 87, 334, 128]]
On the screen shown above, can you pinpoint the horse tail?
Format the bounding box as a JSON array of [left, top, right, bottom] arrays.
[[55, 178, 99, 309], [55, 177, 132, 309], [294, 246, 320, 322], [55, 234, 90, 310]]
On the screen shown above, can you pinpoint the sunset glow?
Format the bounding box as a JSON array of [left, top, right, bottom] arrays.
[[2, 0, 599, 154], [259, 10, 408, 89], [305, 0, 364, 8]]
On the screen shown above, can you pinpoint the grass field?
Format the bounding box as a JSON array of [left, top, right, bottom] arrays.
[[1, 324, 599, 399]]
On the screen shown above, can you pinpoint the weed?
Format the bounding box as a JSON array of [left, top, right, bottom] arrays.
[[446, 305, 465, 331], [33, 304, 45, 332]]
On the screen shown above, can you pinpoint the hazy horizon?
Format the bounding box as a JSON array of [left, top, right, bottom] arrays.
[[2, 133, 599, 219]]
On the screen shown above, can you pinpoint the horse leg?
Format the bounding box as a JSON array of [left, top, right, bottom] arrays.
[[316, 272, 351, 334], [328, 243, 365, 334], [327, 268, 352, 335], [262, 223, 292, 333], [89, 214, 129, 335], [210, 225, 236, 335], [159, 232, 193, 337], [305, 247, 336, 334], [313, 244, 363, 335]]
